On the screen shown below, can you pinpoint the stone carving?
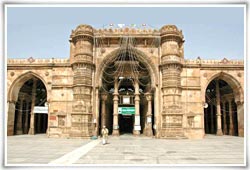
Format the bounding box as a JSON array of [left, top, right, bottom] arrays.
[[187, 116, 195, 128], [221, 58, 229, 64], [162, 115, 183, 128], [10, 72, 15, 77], [162, 105, 182, 114], [74, 54, 93, 63], [101, 48, 106, 53], [58, 116, 66, 127], [27, 57, 35, 63]]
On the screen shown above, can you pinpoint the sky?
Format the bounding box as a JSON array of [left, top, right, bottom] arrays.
[[6, 6, 245, 60]]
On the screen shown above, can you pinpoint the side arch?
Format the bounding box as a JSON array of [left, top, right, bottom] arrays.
[[202, 71, 244, 104], [95, 48, 159, 88], [7, 71, 49, 136], [8, 71, 49, 102]]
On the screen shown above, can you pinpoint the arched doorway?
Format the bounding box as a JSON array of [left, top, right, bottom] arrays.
[[204, 78, 239, 136], [8, 74, 48, 136], [97, 38, 155, 136]]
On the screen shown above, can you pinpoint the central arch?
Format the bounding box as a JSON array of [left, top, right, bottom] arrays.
[[96, 47, 158, 136], [96, 48, 159, 88]]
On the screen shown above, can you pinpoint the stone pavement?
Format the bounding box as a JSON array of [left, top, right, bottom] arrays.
[[6, 134, 245, 165]]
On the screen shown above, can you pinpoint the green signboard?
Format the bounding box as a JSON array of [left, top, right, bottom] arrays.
[[118, 107, 135, 115]]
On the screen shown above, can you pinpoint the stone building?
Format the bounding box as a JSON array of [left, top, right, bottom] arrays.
[[7, 24, 244, 139]]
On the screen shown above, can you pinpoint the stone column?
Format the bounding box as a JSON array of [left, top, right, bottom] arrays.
[[205, 107, 209, 133], [216, 79, 223, 136], [46, 101, 50, 136], [210, 104, 214, 134], [29, 78, 37, 135], [222, 102, 227, 135], [101, 93, 108, 128], [133, 78, 141, 135], [112, 78, 119, 135], [229, 99, 234, 136], [24, 101, 30, 134], [236, 101, 244, 137], [16, 95, 24, 135], [144, 93, 153, 136], [154, 87, 159, 137], [7, 101, 16, 136], [95, 88, 99, 136]]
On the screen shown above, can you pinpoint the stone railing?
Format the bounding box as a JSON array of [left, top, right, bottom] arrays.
[[94, 27, 160, 36], [7, 58, 70, 65], [184, 58, 244, 66]]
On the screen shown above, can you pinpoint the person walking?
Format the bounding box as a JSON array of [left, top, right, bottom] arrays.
[[101, 126, 109, 145]]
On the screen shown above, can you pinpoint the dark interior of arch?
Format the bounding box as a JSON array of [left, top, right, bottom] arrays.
[[14, 78, 48, 135], [102, 51, 151, 93], [204, 79, 238, 136]]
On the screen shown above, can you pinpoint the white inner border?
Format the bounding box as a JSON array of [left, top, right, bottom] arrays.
[[3, 2, 247, 169]]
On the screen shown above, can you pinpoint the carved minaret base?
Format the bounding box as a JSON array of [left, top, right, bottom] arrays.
[[160, 25, 185, 138], [69, 25, 95, 138]]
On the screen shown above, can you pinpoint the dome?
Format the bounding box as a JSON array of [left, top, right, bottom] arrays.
[[160, 24, 184, 40], [74, 24, 93, 33], [70, 24, 94, 42]]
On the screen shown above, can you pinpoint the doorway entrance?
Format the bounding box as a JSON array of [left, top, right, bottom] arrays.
[[119, 114, 134, 134]]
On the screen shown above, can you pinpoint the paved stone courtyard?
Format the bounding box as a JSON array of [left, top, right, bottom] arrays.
[[6, 134, 245, 165]]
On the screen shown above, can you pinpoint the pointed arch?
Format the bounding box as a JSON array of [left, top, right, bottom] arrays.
[[202, 72, 243, 103], [7, 71, 49, 136], [8, 71, 49, 102], [95, 48, 159, 88]]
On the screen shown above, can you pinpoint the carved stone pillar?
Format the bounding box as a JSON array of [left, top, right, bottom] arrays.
[[112, 78, 119, 135], [101, 93, 108, 128], [144, 93, 153, 136], [236, 101, 244, 137], [216, 79, 223, 136], [7, 100, 16, 136], [45, 101, 50, 136], [24, 101, 30, 134], [29, 78, 37, 135], [16, 95, 24, 135], [222, 102, 227, 135], [133, 79, 141, 135], [95, 88, 99, 136], [210, 104, 214, 134], [205, 107, 209, 133], [229, 99, 234, 135]]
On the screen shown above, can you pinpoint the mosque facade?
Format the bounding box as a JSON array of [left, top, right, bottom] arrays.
[[7, 24, 244, 139]]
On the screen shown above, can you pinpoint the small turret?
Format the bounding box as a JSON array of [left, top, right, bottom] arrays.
[[69, 24, 94, 65], [160, 25, 184, 58]]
